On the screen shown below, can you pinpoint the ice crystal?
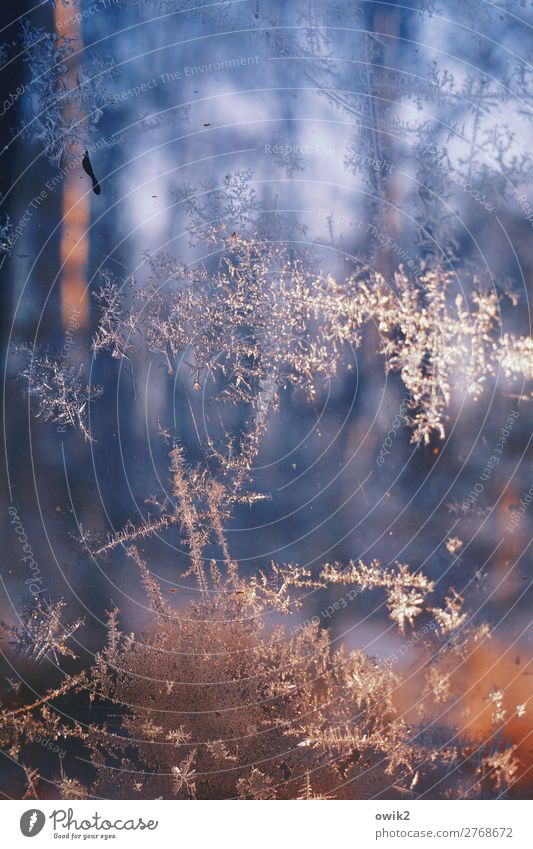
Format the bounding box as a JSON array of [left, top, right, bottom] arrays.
[[1, 598, 84, 664], [3, 0, 532, 803], [93, 226, 533, 452], [20, 19, 115, 165], [18, 346, 102, 442], [0, 491, 518, 799], [0, 432, 481, 798]]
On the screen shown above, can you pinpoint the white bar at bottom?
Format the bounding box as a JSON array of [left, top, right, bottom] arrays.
[[3, 799, 531, 848]]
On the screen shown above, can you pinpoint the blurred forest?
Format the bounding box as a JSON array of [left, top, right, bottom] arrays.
[[0, 0, 531, 799]]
